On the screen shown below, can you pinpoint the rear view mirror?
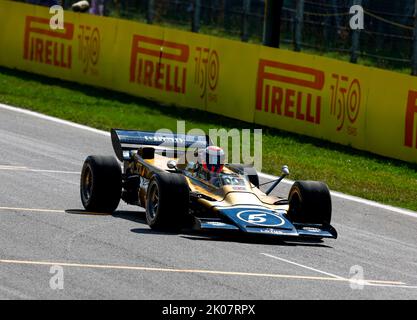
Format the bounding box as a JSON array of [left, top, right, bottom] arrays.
[[167, 160, 177, 170]]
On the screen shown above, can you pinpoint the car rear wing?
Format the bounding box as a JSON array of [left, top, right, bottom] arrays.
[[111, 129, 212, 161]]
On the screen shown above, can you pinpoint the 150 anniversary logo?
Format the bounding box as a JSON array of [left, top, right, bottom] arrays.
[[330, 74, 361, 136], [194, 47, 219, 102]]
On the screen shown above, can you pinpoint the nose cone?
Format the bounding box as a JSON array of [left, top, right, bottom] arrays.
[[215, 206, 297, 235]]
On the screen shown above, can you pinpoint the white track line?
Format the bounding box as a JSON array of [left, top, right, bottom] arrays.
[[1, 102, 416, 218], [0, 206, 64, 213], [0, 165, 79, 174], [0, 165, 27, 170], [261, 253, 346, 280], [0, 103, 109, 137], [260, 253, 417, 289], [0, 258, 413, 288], [0, 206, 114, 216]]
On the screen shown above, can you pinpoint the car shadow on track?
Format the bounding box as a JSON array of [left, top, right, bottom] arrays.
[[178, 234, 332, 248], [67, 209, 146, 222], [67, 209, 333, 248], [66, 209, 112, 216]]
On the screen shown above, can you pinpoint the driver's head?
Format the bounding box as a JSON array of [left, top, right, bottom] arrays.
[[199, 146, 225, 174]]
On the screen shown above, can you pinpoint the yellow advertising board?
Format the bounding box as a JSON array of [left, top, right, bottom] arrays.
[[253, 46, 372, 152], [0, 0, 416, 164], [366, 68, 417, 162]]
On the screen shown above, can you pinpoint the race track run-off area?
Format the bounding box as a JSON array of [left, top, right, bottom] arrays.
[[0, 103, 417, 299]]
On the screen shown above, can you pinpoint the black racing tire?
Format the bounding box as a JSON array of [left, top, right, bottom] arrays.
[[80, 155, 122, 213], [288, 181, 332, 224], [227, 164, 259, 188], [145, 171, 189, 231]]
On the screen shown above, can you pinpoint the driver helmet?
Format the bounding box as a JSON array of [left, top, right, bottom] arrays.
[[199, 146, 225, 174]]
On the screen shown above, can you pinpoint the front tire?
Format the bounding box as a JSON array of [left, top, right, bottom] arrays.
[[80, 155, 121, 213], [288, 181, 332, 224], [145, 171, 189, 231]]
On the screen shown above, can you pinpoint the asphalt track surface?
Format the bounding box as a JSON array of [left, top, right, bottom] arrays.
[[0, 104, 417, 299]]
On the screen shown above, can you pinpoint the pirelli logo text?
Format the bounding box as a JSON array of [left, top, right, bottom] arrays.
[[129, 35, 189, 94], [405, 90, 417, 149], [24, 16, 74, 69], [256, 59, 325, 124]]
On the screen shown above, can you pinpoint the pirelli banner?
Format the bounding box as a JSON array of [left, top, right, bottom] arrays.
[[1, 1, 417, 164]]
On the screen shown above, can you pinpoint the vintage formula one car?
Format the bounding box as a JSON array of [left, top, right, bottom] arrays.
[[79, 129, 337, 240]]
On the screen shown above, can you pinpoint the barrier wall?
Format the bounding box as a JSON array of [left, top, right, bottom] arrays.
[[1, 1, 416, 163]]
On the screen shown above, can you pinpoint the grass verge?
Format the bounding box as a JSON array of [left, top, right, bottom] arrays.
[[0, 66, 416, 211]]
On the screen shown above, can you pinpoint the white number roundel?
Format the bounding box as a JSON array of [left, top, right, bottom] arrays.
[[236, 210, 285, 227]]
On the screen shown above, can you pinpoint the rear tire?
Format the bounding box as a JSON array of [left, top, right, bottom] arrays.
[[288, 181, 332, 224], [80, 155, 121, 213], [145, 171, 189, 231]]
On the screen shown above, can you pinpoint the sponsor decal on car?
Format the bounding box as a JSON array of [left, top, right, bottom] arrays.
[[206, 221, 228, 227], [232, 186, 246, 191], [302, 226, 321, 233], [259, 228, 284, 235]]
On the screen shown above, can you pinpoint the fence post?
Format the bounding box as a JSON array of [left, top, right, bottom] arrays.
[[350, 0, 362, 63], [412, 0, 417, 75], [147, 0, 154, 24], [192, 0, 201, 33], [294, 0, 304, 52], [241, 0, 251, 42], [324, 0, 340, 50], [263, 0, 283, 48], [224, 0, 232, 31]]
